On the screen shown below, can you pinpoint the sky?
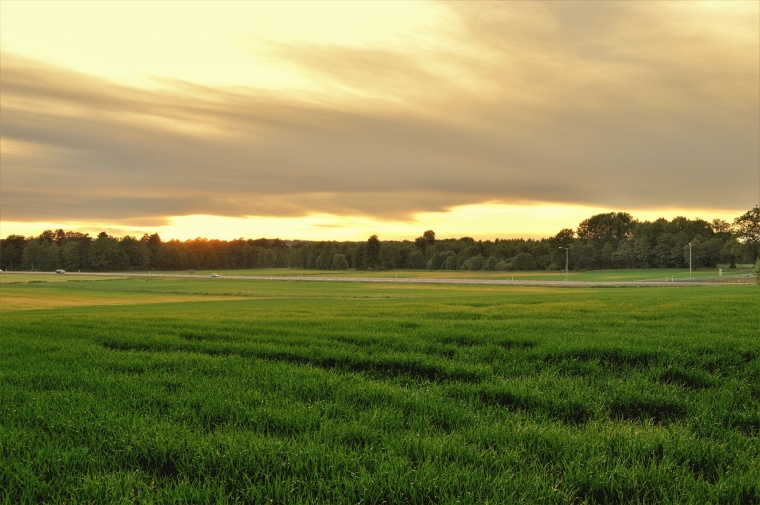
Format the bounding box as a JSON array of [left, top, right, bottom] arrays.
[[1, 0, 758, 242]]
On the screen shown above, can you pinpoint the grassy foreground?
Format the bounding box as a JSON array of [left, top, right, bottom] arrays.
[[1, 277, 758, 504]]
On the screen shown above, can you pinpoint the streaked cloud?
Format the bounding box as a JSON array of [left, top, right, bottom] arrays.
[[1, 1, 757, 238]]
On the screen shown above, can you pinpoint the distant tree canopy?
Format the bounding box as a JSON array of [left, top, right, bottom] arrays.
[[2, 207, 758, 272], [733, 205, 760, 259], [576, 212, 634, 242]]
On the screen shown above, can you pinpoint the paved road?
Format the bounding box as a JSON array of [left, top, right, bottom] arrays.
[[4, 270, 755, 288]]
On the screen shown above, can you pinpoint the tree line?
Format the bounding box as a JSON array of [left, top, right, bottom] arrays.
[[1, 207, 758, 273]]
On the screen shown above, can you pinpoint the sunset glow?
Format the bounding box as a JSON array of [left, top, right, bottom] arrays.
[[0, 204, 745, 244]]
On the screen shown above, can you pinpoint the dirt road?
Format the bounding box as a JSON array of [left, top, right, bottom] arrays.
[[4, 271, 754, 288]]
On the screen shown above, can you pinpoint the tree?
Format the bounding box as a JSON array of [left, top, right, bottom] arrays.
[[572, 243, 597, 270], [654, 233, 677, 268], [668, 216, 712, 239], [22, 241, 41, 270], [426, 250, 451, 270], [61, 241, 82, 271], [53, 228, 66, 245], [703, 238, 723, 268], [38, 242, 61, 270], [38, 230, 55, 243], [612, 240, 635, 268], [733, 206, 760, 260], [366, 235, 380, 270], [89, 232, 127, 271], [633, 237, 654, 268], [1, 235, 27, 271], [553, 228, 575, 247], [254, 246, 275, 268], [550, 229, 575, 268], [5, 206, 750, 274], [459, 254, 480, 270], [352, 243, 369, 270], [314, 243, 334, 270], [720, 240, 738, 268], [332, 254, 349, 270], [119, 236, 149, 270], [442, 251, 459, 270], [576, 212, 634, 243], [143, 233, 163, 269], [405, 249, 426, 269], [160, 241, 188, 270], [671, 231, 690, 268], [711, 219, 731, 236], [378, 241, 401, 270], [415, 230, 436, 254], [510, 252, 536, 271], [684, 238, 709, 269], [483, 256, 499, 271], [1, 242, 16, 270], [422, 230, 436, 245]]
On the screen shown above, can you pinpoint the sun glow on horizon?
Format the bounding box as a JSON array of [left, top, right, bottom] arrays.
[[0, 203, 747, 243]]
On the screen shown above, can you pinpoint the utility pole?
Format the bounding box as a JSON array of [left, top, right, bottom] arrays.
[[689, 242, 692, 279]]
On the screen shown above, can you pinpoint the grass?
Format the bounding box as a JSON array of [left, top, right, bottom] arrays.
[[1, 277, 758, 503], [0, 273, 130, 284]]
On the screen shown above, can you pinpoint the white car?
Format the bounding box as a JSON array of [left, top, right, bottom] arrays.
[[210, 273, 220, 278], [55, 269, 66, 274]]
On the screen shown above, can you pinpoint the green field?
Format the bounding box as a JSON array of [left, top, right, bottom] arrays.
[[1, 276, 758, 503]]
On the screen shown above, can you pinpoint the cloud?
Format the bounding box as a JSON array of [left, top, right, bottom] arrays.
[[1, 1, 758, 228]]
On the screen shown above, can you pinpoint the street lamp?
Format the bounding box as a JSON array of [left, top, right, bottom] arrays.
[[559, 247, 569, 281], [689, 242, 692, 279]]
